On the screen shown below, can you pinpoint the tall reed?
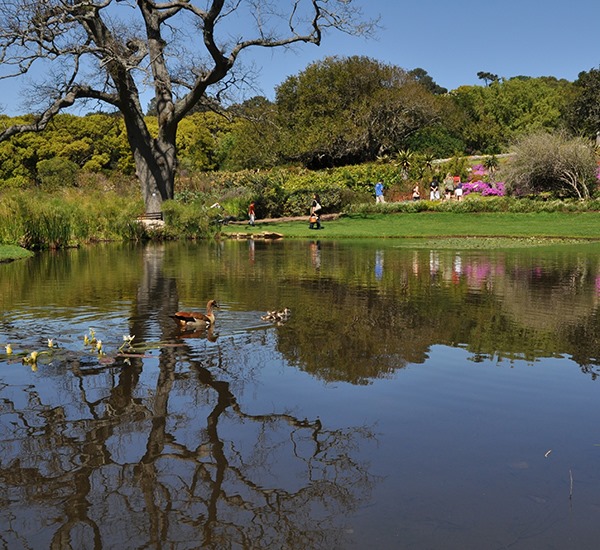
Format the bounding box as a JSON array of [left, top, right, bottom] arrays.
[[0, 189, 147, 249]]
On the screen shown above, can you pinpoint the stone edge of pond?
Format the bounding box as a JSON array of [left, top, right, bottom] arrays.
[[221, 232, 285, 240]]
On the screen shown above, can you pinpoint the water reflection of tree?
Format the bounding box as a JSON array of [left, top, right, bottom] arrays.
[[0, 244, 376, 549], [274, 247, 600, 382]]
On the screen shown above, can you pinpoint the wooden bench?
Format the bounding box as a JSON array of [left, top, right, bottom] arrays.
[[137, 212, 163, 221]]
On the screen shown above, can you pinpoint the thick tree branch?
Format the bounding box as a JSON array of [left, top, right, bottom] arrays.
[[0, 85, 119, 141], [0, 0, 376, 212]]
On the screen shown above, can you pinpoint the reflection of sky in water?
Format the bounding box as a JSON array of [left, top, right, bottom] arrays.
[[375, 250, 384, 280], [2, 241, 600, 549]]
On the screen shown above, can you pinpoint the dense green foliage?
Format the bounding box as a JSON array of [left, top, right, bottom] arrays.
[[566, 67, 600, 137], [0, 186, 222, 249], [274, 56, 440, 167], [0, 189, 144, 249], [2, 57, 593, 185], [450, 76, 572, 154], [1, 56, 600, 239]]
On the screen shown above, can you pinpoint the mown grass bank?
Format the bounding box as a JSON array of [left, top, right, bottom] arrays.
[[0, 244, 34, 262], [220, 211, 600, 242], [3, 184, 600, 253]]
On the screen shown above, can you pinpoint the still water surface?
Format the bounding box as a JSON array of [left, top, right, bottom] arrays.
[[2, 239, 600, 549]]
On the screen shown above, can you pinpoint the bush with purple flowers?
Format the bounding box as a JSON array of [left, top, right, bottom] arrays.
[[462, 180, 506, 196], [460, 163, 506, 197]]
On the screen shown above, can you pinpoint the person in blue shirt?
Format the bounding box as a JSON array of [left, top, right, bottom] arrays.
[[375, 181, 385, 203]]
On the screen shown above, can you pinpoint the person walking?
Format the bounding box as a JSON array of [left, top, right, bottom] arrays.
[[429, 178, 440, 200], [443, 173, 455, 200], [309, 193, 322, 229], [248, 201, 256, 226], [375, 181, 385, 204], [412, 184, 421, 201]]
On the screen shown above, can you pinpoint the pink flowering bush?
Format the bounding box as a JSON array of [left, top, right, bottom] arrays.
[[462, 180, 506, 196], [460, 163, 506, 196], [471, 164, 487, 178]]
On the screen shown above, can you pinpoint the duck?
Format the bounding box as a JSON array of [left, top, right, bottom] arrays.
[[261, 308, 291, 323], [172, 299, 220, 328]]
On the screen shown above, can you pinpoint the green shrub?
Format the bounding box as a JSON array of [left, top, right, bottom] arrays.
[[36, 157, 80, 190], [0, 175, 30, 190], [162, 200, 217, 239]]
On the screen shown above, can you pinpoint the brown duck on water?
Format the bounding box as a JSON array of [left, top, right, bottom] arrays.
[[171, 299, 220, 328]]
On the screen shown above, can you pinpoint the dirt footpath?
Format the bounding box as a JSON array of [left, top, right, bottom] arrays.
[[229, 213, 341, 225]]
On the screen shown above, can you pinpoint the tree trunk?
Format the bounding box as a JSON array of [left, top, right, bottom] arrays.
[[124, 109, 177, 214], [135, 141, 176, 214]]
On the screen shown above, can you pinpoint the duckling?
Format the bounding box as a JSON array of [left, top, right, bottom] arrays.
[[276, 307, 291, 321], [261, 308, 291, 323], [172, 299, 220, 328], [261, 310, 278, 321]]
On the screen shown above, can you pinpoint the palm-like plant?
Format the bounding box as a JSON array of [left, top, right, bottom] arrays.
[[396, 149, 414, 179], [484, 155, 499, 174], [423, 152, 436, 170]]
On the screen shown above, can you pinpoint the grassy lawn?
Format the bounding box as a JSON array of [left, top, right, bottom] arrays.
[[3, 212, 600, 255], [0, 245, 34, 262], [220, 212, 600, 243]]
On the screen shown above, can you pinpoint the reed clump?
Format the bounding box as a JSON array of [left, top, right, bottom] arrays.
[[0, 189, 147, 249], [0, 187, 222, 250]]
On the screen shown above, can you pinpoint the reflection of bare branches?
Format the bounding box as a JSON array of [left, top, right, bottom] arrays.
[[171, 360, 377, 549], [0, 343, 376, 548], [0, 244, 377, 549]]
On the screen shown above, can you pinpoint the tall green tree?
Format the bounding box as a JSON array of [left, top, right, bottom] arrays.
[[565, 67, 600, 138], [176, 111, 234, 173], [408, 68, 448, 95], [451, 76, 572, 154], [476, 71, 499, 86], [0, 113, 131, 183], [275, 56, 440, 168], [217, 97, 281, 171], [0, 1, 375, 213]]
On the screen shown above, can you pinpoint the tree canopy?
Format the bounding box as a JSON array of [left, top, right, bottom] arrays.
[[274, 56, 440, 168], [450, 76, 572, 154], [566, 67, 600, 138], [0, 0, 375, 212]]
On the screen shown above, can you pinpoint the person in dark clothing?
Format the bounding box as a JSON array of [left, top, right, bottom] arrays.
[[309, 194, 322, 229]]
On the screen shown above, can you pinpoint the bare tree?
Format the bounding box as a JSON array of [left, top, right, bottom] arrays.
[[503, 131, 598, 199], [0, 0, 376, 213]]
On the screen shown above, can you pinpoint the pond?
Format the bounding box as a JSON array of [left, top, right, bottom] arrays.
[[2, 239, 600, 549]]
